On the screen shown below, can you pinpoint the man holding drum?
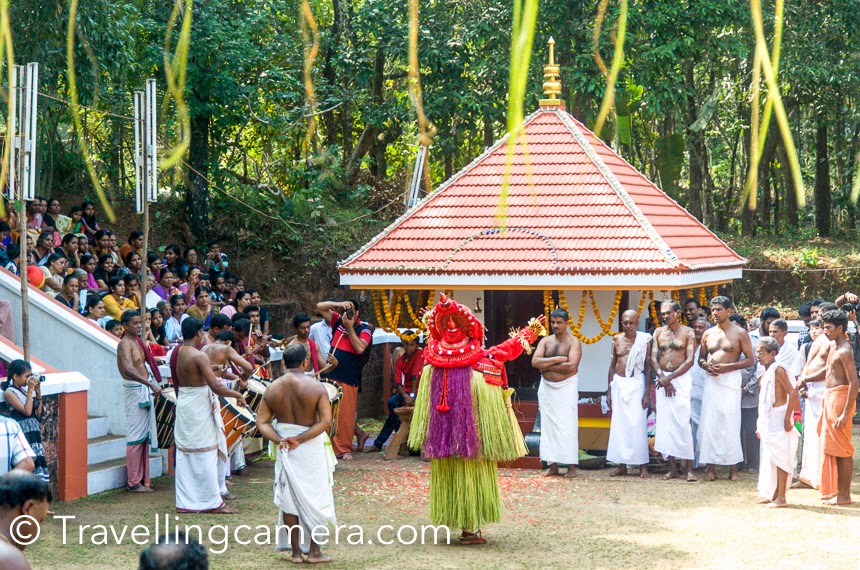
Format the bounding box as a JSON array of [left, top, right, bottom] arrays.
[[202, 330, 254, 477], [171, 317, 247, 514], [116, 310, 162, 493]]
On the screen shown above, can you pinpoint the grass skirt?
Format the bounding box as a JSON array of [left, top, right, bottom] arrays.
[[430, 457, 500, 530]]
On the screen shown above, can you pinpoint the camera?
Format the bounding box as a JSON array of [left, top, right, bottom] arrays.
[[345, 309, 355, 320], [200, 273, 210, 281], [31, 374, 46, 383]]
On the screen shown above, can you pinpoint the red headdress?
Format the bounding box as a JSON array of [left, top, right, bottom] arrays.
[[424, 293, 485, 369]]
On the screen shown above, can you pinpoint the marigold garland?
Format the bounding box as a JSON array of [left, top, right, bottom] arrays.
[[698, 287, 709, 308], [711, 285, 719, 299], [373, 290, 421, 341], [649, 291, 659, 326], [556, 290, 623, 344]]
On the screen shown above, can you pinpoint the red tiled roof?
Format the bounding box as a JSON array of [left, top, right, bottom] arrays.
[[340, 107, 745, 277]]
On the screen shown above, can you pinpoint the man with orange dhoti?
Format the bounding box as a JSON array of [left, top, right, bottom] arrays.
[[817, 310, 858, 505]]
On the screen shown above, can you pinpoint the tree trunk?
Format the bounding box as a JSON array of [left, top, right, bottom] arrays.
[[685, 61, 704, 220], [346, 47, 384, 181], [814, 120, 831, 237], [777, 143, 798, 229], [483, 111, 494, 148], [323, 0, 344, 148], [187, 114, 211, 241], [757, 121, 779, 232]]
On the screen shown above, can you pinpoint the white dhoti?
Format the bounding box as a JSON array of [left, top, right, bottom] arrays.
[[606, 374, 649, 465], [757, 363, 799, 500], [538, 375, 579, 465], [757, 403, 799, 499], [654, 372, 695, 460], [690, 361, 707, 468], [175, 386, 229, 512], [798, 381, 825, 488], [123, 381, 153, 446], [698, 370, 744, 466], [274, 423, 337, 554]]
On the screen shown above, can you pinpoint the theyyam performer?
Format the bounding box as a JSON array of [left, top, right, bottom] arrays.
[[409, 294, 546, 545], [605, 309, 651, 478]]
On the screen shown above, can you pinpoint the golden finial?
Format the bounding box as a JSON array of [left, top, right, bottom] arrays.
[[540, 36, 565, 108]]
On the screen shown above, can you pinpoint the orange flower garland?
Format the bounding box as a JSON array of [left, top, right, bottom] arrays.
[[649, 291, 659, 326], [698, 287, 709, 308]]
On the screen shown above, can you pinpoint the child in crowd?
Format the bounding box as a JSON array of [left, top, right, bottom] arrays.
[[4, 244, 20, 275], [68, 206, 85, 234], [205, 239, 228, 273], [80, 201, 100, 241], [104, 319, 123, 337]]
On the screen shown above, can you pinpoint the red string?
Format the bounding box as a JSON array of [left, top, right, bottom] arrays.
[[436, 368, 450, 412]]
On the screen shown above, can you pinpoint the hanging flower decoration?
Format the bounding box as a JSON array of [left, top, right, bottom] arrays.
[[711, 285, 719, 299], [649, 291, 659, 326], [698, 287, 709, 308], [556, 290, 623, 345]]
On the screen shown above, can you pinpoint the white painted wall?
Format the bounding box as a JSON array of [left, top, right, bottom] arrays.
[[0, 269, 125, 434], [452, 290, 485, 326]]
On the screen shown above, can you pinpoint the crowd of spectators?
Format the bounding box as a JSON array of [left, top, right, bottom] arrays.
[[0, 197, 272, 350]]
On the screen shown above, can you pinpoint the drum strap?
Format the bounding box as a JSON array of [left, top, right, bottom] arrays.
[[309, 338, 320, 373]]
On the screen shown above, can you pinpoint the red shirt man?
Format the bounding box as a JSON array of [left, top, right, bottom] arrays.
[[395, 346, 425, 395]]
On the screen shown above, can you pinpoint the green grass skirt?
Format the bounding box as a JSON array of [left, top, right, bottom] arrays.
[[429, 457, 500, 530], [409, 366, 527, 462]]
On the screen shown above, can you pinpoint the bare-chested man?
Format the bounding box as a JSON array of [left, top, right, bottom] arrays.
[[697, 296, 753, 481], [202, 330, 254, 477], [606, 310, 651, 478], [532, 308, 583, 478], [172, 317, 247, 514], [817, 310, 858, 505], [651, 301, 697, 481], [116, 310, 162, 492], [256, 343, 336, 564], [795, 302, 838, 489]]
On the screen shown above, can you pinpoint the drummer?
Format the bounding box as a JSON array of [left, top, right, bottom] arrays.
[[289, 312, 338, 377], [202, 331, 254, 478]]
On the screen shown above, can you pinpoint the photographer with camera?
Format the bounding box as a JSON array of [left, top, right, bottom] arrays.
[[3, 361, 49, 482], [317, 299, 373, 460]]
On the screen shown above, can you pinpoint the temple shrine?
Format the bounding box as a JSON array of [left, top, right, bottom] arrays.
[[339, 38, 746, 460]]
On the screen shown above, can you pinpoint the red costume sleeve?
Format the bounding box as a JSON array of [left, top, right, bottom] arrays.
[[485, 335, 529, 364]]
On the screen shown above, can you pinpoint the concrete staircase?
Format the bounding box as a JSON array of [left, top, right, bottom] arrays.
[[87, 416, 163, 495]]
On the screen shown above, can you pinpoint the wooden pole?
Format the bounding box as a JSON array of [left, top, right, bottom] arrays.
[[19, 198, 29, 361], [141, 200, 149, 302]]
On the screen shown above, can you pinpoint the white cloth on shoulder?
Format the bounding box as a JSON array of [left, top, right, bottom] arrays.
[[798, 381, 826, 488], [654, 371, 695, 460], [538, 374, 579, 465], [606, 373, 649, 465], [274, 422, 337, 554], [175, 385, 228, 512], [697, 369, 744, 465], [625, 332, 652, 377], [757, 363, 799, 500]]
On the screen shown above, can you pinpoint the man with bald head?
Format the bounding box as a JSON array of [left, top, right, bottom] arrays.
[[651, 300, 697, 481], [606, 309, 652, 477]]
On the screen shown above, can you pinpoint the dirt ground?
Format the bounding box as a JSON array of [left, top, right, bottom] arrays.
[[26, 432, 860, 570]]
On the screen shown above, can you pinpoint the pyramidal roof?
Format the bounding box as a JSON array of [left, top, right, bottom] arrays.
[[339, 106, 745, 290]]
